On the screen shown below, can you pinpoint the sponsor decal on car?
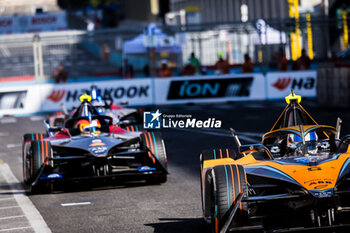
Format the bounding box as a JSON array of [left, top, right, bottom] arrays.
[[310, 188, 334, 198], [89, 139, 108, 154], [138, 166, 156, 172], [40, 173, 63, 179], [89, 139, 106, 147]]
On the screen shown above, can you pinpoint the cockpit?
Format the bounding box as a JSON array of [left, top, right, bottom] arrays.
[[261, 91, 338, 158], [263, 126, 336, 158]]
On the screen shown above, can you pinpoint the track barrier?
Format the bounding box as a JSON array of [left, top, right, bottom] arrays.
[[317, 67, 350, 108], [0, 71, 318, 116]]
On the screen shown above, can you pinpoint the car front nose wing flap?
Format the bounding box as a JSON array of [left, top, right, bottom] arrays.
[[144, 146, 169, 174], [31, 161, 47, 187], [220, 189, 246, 233]]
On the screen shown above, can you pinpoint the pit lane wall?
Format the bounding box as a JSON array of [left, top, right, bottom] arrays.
[[0, 71, 316, 116]]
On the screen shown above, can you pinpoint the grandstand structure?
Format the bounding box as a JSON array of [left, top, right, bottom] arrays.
[[0, 31, 120, 81]]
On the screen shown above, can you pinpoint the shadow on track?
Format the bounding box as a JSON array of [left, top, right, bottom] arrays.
[[25, 180, 164, 195], [145, 217, 209, 233]]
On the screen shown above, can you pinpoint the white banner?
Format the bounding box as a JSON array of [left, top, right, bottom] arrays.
[[266, 71, 317, 99], [0, 84, 42, 116], [41, 79, 153, 112], [154, 74, 266, 105]]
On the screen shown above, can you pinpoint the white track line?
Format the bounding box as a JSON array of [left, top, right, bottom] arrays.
[[0, 197, 14, 201], [30, 116, 45, 121], [0, 118, 17, 124], [60, 202, 91, 207], [0, 206, 20, 210], [0, 163, 51, 233], [0, 215, 25, 220], [0, 226, 32, 232], [6, 144, 21, 149]]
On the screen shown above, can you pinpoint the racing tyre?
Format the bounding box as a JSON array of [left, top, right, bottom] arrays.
[[200, 149, 237, 170], [22, 133, 47, 184], [123, 124, 143, 132], [210, 164, 248, 233], [30, 140, 53, 193], [141, 131, 167, 183]]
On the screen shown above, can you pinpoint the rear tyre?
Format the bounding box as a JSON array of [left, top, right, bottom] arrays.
[[141, 131, 167, 183], [22, 133, 47, 184], [210, 164, 248, 233], [30, 141, 53, 193]]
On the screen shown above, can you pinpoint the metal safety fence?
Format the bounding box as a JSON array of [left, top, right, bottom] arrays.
[[0, 16, 348, 82]]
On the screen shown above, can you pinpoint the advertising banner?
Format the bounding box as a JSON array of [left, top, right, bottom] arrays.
[[0, 12, 67, 34], [26, 12, 67, 32], [0, 71, 318, 116], [266, 71, 317, 99], [0, 16, 14, 34], [154, 74, 266, 105], [0, 85, 42, 116], [41, 79, 153, 112]]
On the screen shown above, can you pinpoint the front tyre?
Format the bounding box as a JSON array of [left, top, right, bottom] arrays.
[[22, 133, 47, 184], [210, 164, 248, 233], [30, 140, 53, 193], [141, 131, 167, 184]]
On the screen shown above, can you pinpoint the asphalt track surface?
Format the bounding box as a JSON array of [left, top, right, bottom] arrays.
[[0, 100, 349, 233]]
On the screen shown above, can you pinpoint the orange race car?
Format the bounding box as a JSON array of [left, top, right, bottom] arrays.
[[200, 91, 350, 233]]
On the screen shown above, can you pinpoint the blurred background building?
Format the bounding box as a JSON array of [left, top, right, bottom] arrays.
[[0, 0, 348, 80], [0, 0, 60, 15]]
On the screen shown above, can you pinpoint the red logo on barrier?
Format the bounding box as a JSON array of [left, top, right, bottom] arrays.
[[0, 19, 12, 27], [47, 90, 66, 103], [32, 16, 56, 25], [272, 78, 292, 91]]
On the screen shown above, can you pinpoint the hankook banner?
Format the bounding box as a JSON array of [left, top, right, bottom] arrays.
[[266, 71, 317, 99], [41, 79, 153, 112]]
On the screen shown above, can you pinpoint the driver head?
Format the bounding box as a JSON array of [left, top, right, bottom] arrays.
[[287, 132, 318, 155]]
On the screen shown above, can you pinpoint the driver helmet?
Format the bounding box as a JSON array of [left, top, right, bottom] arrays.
[[75, 119, 101, 133], [287, 131, 318, 155], [75, 119, 90, 133], [89, 119, 101, 133]]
